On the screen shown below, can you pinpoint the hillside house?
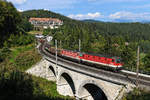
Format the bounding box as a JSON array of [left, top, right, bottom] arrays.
[[29, 18, 63, 30]]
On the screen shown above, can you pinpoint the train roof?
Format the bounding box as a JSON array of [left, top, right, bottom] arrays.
[[62, 49, 120, 59], [81, 52, 113, 58]]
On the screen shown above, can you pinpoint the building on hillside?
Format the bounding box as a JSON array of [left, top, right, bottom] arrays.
[[29, 18, 63, 30]]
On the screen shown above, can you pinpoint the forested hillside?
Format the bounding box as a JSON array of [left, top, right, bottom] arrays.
[[21, 10, 150, 74], [0, 0, 34, 48], [0, 0, 21, 47]]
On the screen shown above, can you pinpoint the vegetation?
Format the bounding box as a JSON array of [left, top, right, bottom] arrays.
[[122, 88, 150, 100], [28, 30, 43, 34], [0, 45, 74, 100], [4, 33, 35, 47], [0, 65, 74, 100], [14, 49, 41, 71], [0, 43, 74, 100], [0, 0, 33, 48], [0, 47, 11, 62], [0, 66, 33, 100], [32, 76, 73, 100], [8, 45, 42, 71], [0, 0, 21, 47]]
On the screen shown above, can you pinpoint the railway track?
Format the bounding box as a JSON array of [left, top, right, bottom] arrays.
[[39, 42, 150, 88], [120, 70, 150, 86], [121, 70, 150, 79]]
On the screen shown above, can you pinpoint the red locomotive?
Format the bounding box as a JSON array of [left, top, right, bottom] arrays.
[[45, 44, 123, 71]]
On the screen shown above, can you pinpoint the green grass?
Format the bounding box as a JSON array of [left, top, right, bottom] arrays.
[[0, 43, 41, 71], [14, 49, 42, 71], [9, 44, 35, 63], [32, 76, 74, 100], [28, 30, 43, 34]]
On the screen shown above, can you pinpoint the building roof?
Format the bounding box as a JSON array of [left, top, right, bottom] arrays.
[[29, 17, 62, 23]]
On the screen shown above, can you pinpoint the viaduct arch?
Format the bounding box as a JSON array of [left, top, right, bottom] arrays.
[[47, 65, 56, 81], [57, 71, 76, 96], [77, 80, 108, 100]]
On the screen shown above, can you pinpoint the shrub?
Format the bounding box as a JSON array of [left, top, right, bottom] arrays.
[[7, 34, 35, 47], [0, 67, 33, 100], [123, 88, 150, 100], [0, 47, 11, 62], [14, 49, 42, 71]]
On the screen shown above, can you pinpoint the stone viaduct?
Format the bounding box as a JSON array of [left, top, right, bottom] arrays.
[[27, 42, 135, 100]]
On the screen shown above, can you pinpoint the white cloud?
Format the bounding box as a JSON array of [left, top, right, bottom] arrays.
[[69, 11, 150, 21], [68, 12, 103, 20], [109, 11, 150, 21], [7, 0, 27, 4], [17, 8, 24, 12]]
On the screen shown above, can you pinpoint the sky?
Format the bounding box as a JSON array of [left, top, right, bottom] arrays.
[[7, 0, 150, 22]]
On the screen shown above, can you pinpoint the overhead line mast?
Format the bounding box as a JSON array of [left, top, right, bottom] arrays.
[[136, 46, 140, 87], [55, 39, 58, 75], [79, 39, 81, 52]]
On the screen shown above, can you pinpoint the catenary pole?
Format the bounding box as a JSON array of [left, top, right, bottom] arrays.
[[136, 46, 140, 87], [79, 39, 81, 52], [55, 39, 58, 75]]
